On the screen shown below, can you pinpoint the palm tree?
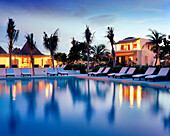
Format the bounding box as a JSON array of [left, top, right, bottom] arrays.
[[85, 26, 94, 73], [43, 29, 59, 69], [25, 33, 36, 75], [7, 18, 19, 68], [90, 44, 109, 61], [147, 29, 166, 66], [106, 27, 115, 67]]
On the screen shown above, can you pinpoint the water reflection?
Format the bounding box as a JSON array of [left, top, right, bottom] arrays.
[[118, 84, 143, 109], [23, 80, 36, 118], [151, 88, 162, 115], [108, 82, 116, 123], [7, 81, 20, 134], [0, 78, 169, 135], [44, 80, 60, 121], [164, 113, 170, 133], [85, 80, 94, 122]]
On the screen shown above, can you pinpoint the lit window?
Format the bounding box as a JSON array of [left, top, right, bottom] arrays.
[[133, 44, 137, 48]]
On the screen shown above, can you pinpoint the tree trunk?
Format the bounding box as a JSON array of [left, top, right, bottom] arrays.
[[51, 52, 55, 70], [9, 40, 12, 68], [111, 44, 115, 67], [30, 51, 35, 75], [87, 45, 90, 73], [155, 44, 158, 66]]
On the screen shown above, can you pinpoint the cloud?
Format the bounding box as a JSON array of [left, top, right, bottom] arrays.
[[87, 14, 118, 27], [136, 18, 161, 23]]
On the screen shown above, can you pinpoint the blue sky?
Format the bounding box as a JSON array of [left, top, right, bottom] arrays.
[[0, 0, 170, 54]]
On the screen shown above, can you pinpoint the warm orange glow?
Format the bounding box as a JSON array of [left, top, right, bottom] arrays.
[[54, 81, 57, 89], [45, 84, 49, 98], [119, 84, 123, 107], [45, 83, 53, 99], [49, 83, 53, 96], [137, 86, 142, 108], [39, 81, 45, 91], [129, 86, 134, 108], [12, 85, 16, 100]]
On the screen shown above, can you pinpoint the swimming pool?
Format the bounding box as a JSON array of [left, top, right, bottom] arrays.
[[0, 77, 169, 136]]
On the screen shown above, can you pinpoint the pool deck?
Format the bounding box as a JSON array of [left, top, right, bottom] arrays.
[[0, 74, 170, 89]]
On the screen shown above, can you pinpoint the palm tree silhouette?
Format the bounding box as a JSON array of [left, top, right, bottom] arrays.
[[106, 27, 115, 67], [84, 26, 94, 73], [7, 18, 19, 68], [25, 33, 36, 75], [90, 44, 109, 67], [147, 29, 166, 66], [43, 29, 59, 69]]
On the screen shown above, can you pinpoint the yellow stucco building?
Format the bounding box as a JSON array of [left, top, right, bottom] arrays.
[[0, 42, 57, 68]]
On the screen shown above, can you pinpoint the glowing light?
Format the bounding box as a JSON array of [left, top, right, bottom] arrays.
[[137, 86, 142, 108], [12, 85, 16, 100], [45, 84, 49, 98], [12, 57, 15, 60], [129, 86, 134, 108], [45, 83, 53, 98], [49, 83, 53, 97], [119, 84, 123, 107]]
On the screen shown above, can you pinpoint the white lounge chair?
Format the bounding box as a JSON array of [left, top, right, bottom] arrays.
[[145, 68, 169, 82], [132, 67, 156, 80], [47, 68, 58, 76], [21, 68, 31, 77], [6, 68, 15, 77], [93, 67, 111, 76], [108, 67, 128, 78], [57, 67, 68, 76], [88, 67, 104, 76], [115, 67, 136, 78]]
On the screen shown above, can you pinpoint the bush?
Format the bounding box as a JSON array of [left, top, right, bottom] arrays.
[[64, 63, 86, 74]]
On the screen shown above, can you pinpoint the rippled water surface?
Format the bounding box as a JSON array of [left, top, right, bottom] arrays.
[[0, 77, 170, 136]]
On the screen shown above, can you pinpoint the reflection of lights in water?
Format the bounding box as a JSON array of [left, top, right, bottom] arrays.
[[55, 81, 57, 89], [45, 83, 53, 99], [137, 86, 142, 108], [28, 82, 32, 92], [39, 81, 44, 91], [119, 84, 123, 107], [49, 83, 53, 96], [17, 81, 22, 93], [12, 85, 16, 100], [129, 86, 134, 108]]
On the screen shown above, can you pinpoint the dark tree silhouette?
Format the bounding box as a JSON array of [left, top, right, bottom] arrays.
[[43, 29, 59, 69], [7, 18, 19, 68], [147, 29, 166, 66], [106, 27, 115, 67], [85, 26, 94, 73], [90, 44, 109, 65], [25, 33, 36, 75]]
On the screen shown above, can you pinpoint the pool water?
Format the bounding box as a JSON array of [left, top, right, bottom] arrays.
[[0, 77, 169, 136]]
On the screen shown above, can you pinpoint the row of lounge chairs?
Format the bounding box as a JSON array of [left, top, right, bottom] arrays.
[[88, 67, 170, 81], [5, 67, 68, 77]]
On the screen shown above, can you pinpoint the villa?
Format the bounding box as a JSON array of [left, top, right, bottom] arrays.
[[115, 37, 155, 65], [0, 42, 57, 68]]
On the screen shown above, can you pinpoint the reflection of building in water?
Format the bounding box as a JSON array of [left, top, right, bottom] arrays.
[[119, 84, 146, 108]]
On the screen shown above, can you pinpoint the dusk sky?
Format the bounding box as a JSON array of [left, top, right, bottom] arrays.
[[0, 0, 170, 54]]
